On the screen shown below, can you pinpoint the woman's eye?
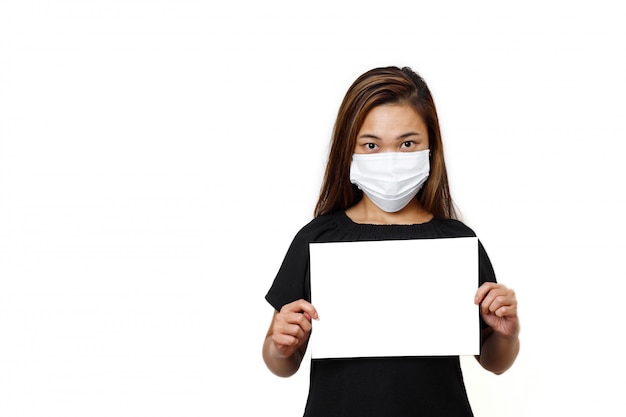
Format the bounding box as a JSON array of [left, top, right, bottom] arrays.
[[366, 143, 377, 150], [401, 141, 414, 148]]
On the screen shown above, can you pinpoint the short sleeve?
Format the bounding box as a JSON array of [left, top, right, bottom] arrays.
[[478, 240, 497, 329], [265, 232, 311, 312], [478, 240, 497, 285]]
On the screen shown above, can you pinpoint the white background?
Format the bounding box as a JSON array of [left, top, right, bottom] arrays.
[[1, 1, 624, 416]]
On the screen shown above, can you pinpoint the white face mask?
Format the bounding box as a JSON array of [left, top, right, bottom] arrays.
[[349, 149, 430, 213]]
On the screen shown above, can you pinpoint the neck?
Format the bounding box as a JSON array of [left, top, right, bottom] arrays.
[[345, 197, 433, 225]]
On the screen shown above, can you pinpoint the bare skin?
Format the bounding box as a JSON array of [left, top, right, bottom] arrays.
[[474, 282, 520, 374], [263, 103, 520, 377], [263, 299, 319, 377]]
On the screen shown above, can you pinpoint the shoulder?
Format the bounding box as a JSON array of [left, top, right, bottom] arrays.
[[431, 217, 478, 238], [291, 211, 346, 243]]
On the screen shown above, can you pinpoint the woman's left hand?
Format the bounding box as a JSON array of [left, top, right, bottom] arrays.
[[475, 282, 520, 338]]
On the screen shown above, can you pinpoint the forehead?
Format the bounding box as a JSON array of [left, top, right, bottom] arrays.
[[359, 103, 427, 133]]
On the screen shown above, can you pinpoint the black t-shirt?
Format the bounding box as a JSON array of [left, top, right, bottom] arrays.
[[266, 211, 497, 417]]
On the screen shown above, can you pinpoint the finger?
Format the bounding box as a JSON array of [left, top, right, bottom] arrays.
[[275, 313, 313, 340], [293, 300, 319, 320], [475, 282, 502, 304], [272, 332, 299, 348], [483, 293, 507, 316], [493, 304, 517, 318], [281, 312, 313, 330], [491, 294, 517, 317], [278, 320, 309, 339], [481, 290, 517, 317], [281, 299, 319, 320]]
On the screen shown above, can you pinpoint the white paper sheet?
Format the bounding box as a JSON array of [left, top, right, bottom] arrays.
[[309, 237, 479, 359]]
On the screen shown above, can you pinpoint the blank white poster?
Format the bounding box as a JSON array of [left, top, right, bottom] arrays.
[[309, 237, 479, 359]]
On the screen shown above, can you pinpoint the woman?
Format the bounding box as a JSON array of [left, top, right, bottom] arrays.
[[262, 66, 520, 416]]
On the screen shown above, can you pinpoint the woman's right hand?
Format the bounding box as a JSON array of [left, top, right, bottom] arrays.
[[270, 299, 319, 359]]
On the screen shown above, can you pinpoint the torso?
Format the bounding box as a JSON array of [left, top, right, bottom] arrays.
[[266, 211, 495, 417]]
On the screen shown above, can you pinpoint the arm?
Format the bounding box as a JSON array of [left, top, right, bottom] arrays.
[[474, 282, 520, 375], [262, 299, 318, 378]]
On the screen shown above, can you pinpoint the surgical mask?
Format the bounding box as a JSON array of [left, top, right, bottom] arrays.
[[349, 149, 430, 213]]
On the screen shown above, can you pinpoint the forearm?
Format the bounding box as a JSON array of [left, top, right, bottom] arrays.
[[262, 335, 304, 378], [477, 330, 520, 375]]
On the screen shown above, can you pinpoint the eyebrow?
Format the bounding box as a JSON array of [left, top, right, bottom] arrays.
[[357, 132, 423, 140]]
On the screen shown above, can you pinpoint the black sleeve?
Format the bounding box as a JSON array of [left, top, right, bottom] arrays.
[[478, 240, 497, 285], [478, 239, 497, 328], [265, 232, 311, 312]]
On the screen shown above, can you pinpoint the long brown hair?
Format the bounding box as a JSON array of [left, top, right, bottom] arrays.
[[313, 66, 457, 219]]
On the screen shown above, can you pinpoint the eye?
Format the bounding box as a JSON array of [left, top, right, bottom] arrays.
[[366, 143, 378, 150], [401, 140, 414, 149]]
